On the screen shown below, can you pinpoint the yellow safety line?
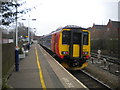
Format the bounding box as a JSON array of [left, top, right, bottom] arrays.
[[35, 46, 46, 89]]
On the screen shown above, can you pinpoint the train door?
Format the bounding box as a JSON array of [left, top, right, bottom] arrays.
[[69, 30, 83, 59]]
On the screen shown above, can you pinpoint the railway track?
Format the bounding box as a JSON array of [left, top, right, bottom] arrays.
[[69, 70, 112, 89]]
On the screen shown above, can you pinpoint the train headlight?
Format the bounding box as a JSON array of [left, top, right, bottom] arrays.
[[82, 52, 88, 55], [62, 51, 69, 55], [85, 52, 88, 54]]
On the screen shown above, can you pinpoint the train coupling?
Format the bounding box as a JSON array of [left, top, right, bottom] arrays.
[[70, 59, 82, 67]]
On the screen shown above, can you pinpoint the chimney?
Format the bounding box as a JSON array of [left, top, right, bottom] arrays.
[[109, 19, 111, 22]]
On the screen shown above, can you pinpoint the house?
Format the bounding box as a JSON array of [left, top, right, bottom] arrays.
[[106, 19, 120, 56], [89, 23, 107, 40], [107, 19, 120, 40]]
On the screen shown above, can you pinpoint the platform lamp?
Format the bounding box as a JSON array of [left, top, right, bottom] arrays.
[[21, 18, 36, 43]]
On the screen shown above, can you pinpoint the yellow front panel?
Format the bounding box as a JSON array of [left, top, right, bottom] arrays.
[[73, 44, 80, 57], [59, 29, 90, 57], [83, 45, 90, 55], [59, 29, 70, 56], [61, 45, 69, 51]]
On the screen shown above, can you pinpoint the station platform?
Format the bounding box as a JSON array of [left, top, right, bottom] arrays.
[[7, 43, 88, 89]]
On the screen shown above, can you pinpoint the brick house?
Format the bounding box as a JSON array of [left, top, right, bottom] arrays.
[[106, 19, 120, 56], [88, 19, 120, 57], [106, 19, 120, 39], [88, 24, 107, 51], [89, 24, 107, 40]]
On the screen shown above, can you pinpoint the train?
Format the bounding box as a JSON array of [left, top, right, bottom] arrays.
[[39, 25, 90, 70]]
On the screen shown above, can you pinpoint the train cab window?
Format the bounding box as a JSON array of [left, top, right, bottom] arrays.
[[62, 31, 70, 44], [73, 33, 81, 44], [83, 32, 88, 45]]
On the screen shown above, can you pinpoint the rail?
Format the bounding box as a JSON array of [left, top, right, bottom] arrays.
[[69, 70, 112, 89]]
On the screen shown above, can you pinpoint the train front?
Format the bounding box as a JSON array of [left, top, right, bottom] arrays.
[[59, 27, 90, 70]]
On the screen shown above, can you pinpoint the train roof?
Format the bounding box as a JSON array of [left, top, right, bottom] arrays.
[[62, 25, 87, 30], [41, 25, 88, 37]]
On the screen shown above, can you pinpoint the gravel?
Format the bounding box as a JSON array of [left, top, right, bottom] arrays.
[[84, 62, 120, 89]]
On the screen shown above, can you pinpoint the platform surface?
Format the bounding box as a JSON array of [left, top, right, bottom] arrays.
[[8, 43, 88, 89]]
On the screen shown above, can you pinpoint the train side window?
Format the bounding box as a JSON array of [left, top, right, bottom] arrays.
[[62, 31, 70, 44], [83, 32, 88, 45]]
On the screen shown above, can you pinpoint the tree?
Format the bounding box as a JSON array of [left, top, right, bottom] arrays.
[[0, 1, 21, 25], [0, 0, 35, 26]]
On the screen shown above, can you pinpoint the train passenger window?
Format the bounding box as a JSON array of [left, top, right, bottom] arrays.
[[83, 32, 88, 45], [62, 31, 70, 44]]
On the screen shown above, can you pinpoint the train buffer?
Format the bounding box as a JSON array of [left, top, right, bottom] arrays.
[[7, 43, 88, 89]]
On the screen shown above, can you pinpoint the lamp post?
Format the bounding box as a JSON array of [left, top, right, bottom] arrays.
[[15, 1, 19, 72], [32, 28, 36, 41], [21, 17, 36, 43]]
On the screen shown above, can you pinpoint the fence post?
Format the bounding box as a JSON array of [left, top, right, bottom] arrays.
[[115, 65, 120, 73], [97, 50, 101, 63], [108, 62, 112, 72], [103, 58, 107, 69], [91, 57, 94, 64]]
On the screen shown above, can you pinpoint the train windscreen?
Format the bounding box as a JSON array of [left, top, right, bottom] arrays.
[[62, 31, 70, 44], [83, 32, 88, 45], [73, 33, 82, 44], [62, 31, 88, 45]]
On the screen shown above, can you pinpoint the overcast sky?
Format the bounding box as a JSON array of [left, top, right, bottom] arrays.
[[19, 0, 119, 36]]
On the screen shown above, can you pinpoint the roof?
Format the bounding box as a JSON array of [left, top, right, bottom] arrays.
[[93, 24, 107, 30], [111, 21, 120, 28]]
